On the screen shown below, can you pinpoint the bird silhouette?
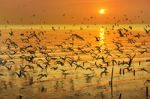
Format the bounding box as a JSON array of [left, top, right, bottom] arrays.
[[144, 28, 150, 34]]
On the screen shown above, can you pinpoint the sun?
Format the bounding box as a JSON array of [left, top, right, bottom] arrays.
[[99, 9, 106, 14]]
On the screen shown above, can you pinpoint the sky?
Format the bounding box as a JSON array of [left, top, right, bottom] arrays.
[[0, 0, 150, 24]]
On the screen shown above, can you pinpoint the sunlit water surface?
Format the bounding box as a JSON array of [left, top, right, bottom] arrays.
[[0, 24, 150, 99]]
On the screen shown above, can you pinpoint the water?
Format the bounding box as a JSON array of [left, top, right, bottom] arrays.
[[0, 24, 150, 99]]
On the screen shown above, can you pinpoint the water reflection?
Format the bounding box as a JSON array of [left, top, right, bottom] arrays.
[[99, 27, 105, 48]]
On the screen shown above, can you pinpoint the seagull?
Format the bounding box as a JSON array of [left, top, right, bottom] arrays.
[[52, 27, 56, 31], [55, 60, 64, 66], [95, 36, 100, 41], [129, 26, 132, 30], [100, 66, 109, 77], [9, 30, 14, 36], [15, 70, 27, 78], [126, 53, 136, 67], [117, 29, 125, 37], [75, 63, 84, 70], [71, 34, 85, 41], [141, 68, 150, 73], [144, 28, 150, 34], [37, 74, 48, 79]]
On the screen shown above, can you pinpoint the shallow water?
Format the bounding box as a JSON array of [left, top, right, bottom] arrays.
[[0, 24, 150, 99]]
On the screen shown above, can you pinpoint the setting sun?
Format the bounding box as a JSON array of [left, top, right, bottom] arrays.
[[99, 9, 106, 14]]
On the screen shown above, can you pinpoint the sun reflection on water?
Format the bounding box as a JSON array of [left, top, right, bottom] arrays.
[[99, 27, 105, 48]]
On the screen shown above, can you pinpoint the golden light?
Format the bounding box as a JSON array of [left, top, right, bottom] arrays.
[[99, 9, 106, 14], [99, 27, 105, 48]]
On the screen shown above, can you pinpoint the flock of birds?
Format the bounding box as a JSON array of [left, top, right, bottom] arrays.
[[0, 23, 150, 99]]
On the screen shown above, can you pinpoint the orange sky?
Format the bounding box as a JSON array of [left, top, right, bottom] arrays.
[[0, 0, 150, 24]]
